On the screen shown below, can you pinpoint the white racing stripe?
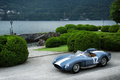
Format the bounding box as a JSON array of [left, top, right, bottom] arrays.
[[55, 58, 70, 66]]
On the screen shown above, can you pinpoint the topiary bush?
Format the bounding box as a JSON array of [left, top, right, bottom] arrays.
[[56, 26, 67, 34], [117, 29, 120, 33], [60, 33, 72, 45], [79, 25, 87, 30], [101, 25, 111, 32], [88, 25, 98, 31], [65, 24, 77, 30], [67, 28, 80, 33], [77, 24, 84, 30], [67, 33, 76, 52], [67, 28, 76, 33], [101, 34, 120, 51], [0, 35, 29, 67], [67, 31, 101, 52], [108, 25, 120, 32], [45, 37, 61, 48]]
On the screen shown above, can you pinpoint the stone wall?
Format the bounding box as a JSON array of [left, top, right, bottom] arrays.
[[18, 32, 60, 43]]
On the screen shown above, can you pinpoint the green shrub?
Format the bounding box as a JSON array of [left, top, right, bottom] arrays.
[[45, 37, 61, 48], [108, 25, 120, 32], [60, 33, 72, 45], [56, 26, 67, 34], [0, 35, 29, 67], [67, 31, 101, 52], [77, 24, 84, 30], [88, 25, 98, 31], [65, 24, 77, 30], [117, 29, 120, 33], [101, 25, 111, 32], [79, 25, 87, 30], [74, 31, 101, 52], [67, 33, 76, 52], [101, 34, 120, 51], [84, 24, 90, 30], [67, 28, 76, 33]]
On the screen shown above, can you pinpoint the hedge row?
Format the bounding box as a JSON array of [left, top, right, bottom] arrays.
[[56, 24, 98, 34], [45, 33, 72, 48], [67, 31, 101, 52], [99, 33, 120, 51], [0, 35, 29, 67], [101, 25, 110, 32], [56, 26, 67, 34], [117, 29, 120, 33], [46, 31, 120, 51], [50, 24, 120, 51], [101, 25, 120, 32]]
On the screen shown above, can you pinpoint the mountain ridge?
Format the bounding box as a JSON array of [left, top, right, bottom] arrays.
[[0, 0, 114, 20]]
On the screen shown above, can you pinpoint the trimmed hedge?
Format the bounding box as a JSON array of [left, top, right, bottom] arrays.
[[88, 25, 98, 31], [101, 25, 111, 32], [100, 34, 120, 51], [60, 33, 72, 45], [67, 31, 101, 52], [67, 28, 80, 33], [67, 33, 76, 51], [80, 25, 88, 30], [45, 37, 61, 48], [56, 26, 67, 34], [108, 25, 120, 32], [77, 24, 98, 31], [77, 24, 84, 30], [67, 28, 76, 33], [117, 29, 120, 33], [65, 24, 77, 30], [0, 35, 29, 67]]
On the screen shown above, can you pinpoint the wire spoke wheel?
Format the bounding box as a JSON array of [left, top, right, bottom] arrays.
[[72, 63, 80, 73], [101, 57, 107, 66]]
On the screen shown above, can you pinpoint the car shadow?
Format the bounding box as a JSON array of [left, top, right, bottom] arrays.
[[55, 62, 118, 75]]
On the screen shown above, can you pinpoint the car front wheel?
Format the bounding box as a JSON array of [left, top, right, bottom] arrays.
[[71, 63, 80, 73]]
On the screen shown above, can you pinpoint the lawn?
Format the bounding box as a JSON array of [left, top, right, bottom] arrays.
[[34, 45, 68, 52], [34, 31, 116, 52], [93, 31, 111, 34]]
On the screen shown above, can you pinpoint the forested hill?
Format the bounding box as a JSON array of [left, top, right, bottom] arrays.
[[0, 0, 114, 21]]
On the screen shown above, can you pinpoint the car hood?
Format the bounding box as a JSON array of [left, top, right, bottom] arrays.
[[54, 54, 86, 67]]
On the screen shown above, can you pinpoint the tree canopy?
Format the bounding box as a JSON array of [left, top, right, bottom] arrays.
[[0, 0, 114, 20], [110, 0, 120, 24]]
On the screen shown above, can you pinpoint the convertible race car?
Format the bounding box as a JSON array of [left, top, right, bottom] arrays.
[[53, 48, 111, 73]]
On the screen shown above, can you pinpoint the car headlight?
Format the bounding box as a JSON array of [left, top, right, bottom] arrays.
[[65, 64, 69, 68]]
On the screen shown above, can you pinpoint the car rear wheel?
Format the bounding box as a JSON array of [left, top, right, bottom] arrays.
[[100, 57, 107, 67], [71, 63, 80, 73]]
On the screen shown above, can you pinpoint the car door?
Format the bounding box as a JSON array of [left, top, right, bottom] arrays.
[[85, 57, 93, 66]]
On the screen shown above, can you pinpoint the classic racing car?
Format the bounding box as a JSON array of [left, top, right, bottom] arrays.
[[53, 48, 111, 73]]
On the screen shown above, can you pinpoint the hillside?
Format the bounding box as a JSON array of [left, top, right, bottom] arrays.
[[0, 0, 114, 20]]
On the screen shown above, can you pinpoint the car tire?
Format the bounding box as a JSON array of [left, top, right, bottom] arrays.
[[71, 63, 81, 73], [99, 57, 107, 67]]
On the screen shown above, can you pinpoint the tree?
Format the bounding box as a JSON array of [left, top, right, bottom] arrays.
[[110, 0, 120, 24]]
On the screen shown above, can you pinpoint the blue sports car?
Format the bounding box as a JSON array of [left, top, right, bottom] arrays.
[[53, 48, 111, 73]]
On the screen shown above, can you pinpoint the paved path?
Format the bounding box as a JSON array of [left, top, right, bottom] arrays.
[[28, 46, 62, 58], [0, 47, 120, 80]]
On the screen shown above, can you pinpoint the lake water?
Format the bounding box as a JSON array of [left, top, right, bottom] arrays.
[[0, 20, 117, 36]]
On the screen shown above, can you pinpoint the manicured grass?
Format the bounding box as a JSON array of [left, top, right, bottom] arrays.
[[93, 31, 110, 34], [34, 45, 68, 52]]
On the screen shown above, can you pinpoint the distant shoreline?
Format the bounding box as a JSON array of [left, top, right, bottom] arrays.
[[0, 20, 117, 36]]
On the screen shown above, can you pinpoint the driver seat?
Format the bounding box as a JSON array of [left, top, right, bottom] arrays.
[[90, 53, 96, 57]]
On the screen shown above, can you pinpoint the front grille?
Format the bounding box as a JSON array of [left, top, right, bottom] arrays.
[[54, 64, 61, 69]]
